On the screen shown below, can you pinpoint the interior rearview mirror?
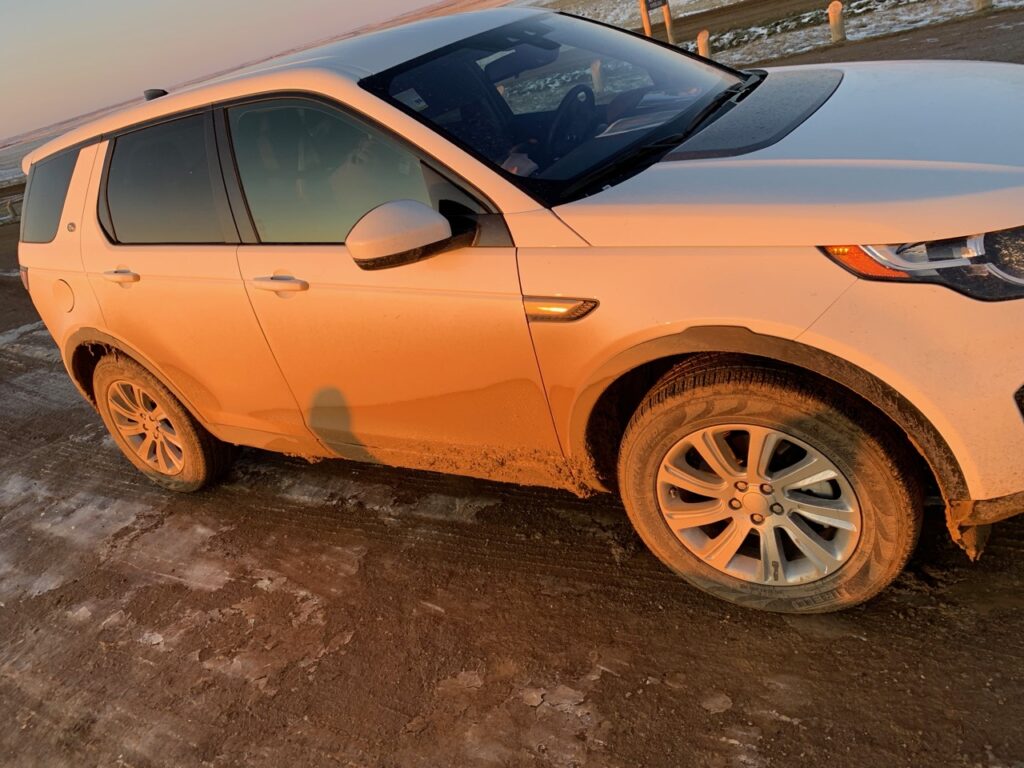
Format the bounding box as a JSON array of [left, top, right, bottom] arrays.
[[347, 200, 469, 271]]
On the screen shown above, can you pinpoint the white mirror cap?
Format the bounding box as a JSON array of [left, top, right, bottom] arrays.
[[347, 200, 452, 265]]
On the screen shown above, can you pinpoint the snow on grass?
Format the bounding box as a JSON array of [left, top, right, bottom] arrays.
[[698, 0, 1024, 65], [512, 0, 735, 29]]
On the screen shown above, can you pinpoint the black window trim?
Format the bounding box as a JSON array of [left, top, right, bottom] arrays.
[[214, 91, 508, 247], [20, 145, 86, 245], [97, 108, 241, 247], [213, 109, 258, 244]]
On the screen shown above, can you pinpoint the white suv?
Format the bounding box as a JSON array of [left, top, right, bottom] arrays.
[[17, 9, 1024, 612]]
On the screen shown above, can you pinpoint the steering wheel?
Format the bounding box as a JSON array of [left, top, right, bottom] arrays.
[[546, 84, 598, 161]]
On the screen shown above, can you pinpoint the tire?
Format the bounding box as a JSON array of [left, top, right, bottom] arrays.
[[93, 354, 234, 492], [617, 357, 922, 613]]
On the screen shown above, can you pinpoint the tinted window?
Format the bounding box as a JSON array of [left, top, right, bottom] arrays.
[[228, 99, 431, 243], [21, 149, 79, 244], [106, 114, 230, 244]]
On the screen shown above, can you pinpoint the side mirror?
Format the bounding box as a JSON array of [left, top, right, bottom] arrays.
[[347, 200, 468, 271]]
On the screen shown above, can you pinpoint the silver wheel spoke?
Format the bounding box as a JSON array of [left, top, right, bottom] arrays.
[[161, 428, 183, 451], [658, 461, 728, 498], [781, 517, 842, 575], [137, 386, 157, 413], [703, 520, 750, 571], [759, 528, 785, 583], [746, 426, 780, 480], [138, 433, 157, 465], [157, 441, 171, 472], [163, 438, 184, 465], [772, 454, 837, 491], [694, 430, 743, 482], [108, 396, 138, 422], [791, 496, 858, 531], [664, 500, 733, 530], [157, 439, 183, 473], [116, 421, 146, 439]]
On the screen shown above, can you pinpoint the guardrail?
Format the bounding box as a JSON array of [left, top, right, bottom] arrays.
[[0, 180, 25, 226]]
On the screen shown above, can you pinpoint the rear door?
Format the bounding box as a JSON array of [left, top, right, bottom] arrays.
[[79, 112, 313, 451], [225, 97, 566, 487]]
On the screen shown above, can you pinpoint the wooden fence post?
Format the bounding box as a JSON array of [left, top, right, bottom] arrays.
[[828, 1, 846, 43], [662, 3, 677, 45], [639, 0, 653, 37], [697, 29, 711, 58]]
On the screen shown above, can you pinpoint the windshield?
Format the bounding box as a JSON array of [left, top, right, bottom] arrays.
[[361, 13, 742, 206]]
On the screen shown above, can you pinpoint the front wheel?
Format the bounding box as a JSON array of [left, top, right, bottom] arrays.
[[617, 360, 922, 613]]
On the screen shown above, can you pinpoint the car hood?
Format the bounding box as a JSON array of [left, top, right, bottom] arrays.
[[554, 61, 1024, 248]]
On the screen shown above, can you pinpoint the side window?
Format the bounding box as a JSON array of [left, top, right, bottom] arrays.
[[227, 99, 432, 244], [105, 114, 233, 244], [21, 149, 80, 244]]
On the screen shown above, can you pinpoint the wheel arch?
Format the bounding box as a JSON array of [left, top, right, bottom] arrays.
[[571, 326, 968, 507], [64, 328, 210, 429]]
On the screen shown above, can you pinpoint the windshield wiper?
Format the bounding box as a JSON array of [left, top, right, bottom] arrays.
[[648, 71, 765, 151], [557, 71, 765, 203]]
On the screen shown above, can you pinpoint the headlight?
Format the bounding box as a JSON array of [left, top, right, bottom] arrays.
[[822, 225, 1024, 301]]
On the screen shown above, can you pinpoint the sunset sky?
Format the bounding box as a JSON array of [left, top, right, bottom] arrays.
[[0, 0, 448, 140]]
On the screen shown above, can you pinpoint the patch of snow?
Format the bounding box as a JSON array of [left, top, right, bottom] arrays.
[[0, 321, 43, 346], [512, 0, 735, 29], [676, 0, 1024, 64]]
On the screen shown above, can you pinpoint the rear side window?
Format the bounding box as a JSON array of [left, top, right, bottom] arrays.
[[21, 149, 80, 244], [227, 99, 431, 243], [105, 114, 234, 244]]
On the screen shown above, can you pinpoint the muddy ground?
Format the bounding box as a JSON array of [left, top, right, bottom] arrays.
[[3, 14, 1024, 768]]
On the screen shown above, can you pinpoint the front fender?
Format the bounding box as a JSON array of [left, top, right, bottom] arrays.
[[567, 325, 968, 506]]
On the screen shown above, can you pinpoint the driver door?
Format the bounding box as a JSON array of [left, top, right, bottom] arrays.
[[226, 97, 566, 487]]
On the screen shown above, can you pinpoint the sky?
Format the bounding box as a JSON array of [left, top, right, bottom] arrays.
[[0, 0, 446, 141]]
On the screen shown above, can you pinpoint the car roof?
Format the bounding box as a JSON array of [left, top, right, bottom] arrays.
[[23, 7, 547, 172]]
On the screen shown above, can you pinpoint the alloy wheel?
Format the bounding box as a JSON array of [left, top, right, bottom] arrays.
[[106, 380, 186, 476], [656, 424, 862, 585]]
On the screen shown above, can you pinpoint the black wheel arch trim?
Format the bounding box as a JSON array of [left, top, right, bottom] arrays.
[[570, 325, 970, 506]]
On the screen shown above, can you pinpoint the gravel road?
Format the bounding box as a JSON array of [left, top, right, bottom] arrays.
[[2, 12, 1024, 768]]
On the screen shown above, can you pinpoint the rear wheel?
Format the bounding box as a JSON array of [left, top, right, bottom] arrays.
[[93, 355, 234, 492], [618, 359, 922, 613]]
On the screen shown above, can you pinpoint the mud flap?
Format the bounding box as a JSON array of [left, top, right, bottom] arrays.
[[948, 491, 1024, 559], [946, 505, 991, 561]]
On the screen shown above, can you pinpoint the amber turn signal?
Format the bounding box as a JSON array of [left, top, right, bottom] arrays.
[[822, 245, 908, 279]]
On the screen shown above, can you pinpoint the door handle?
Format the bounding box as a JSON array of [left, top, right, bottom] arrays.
[[103, 269, 140, 284], [250, 276, 310, 293]]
